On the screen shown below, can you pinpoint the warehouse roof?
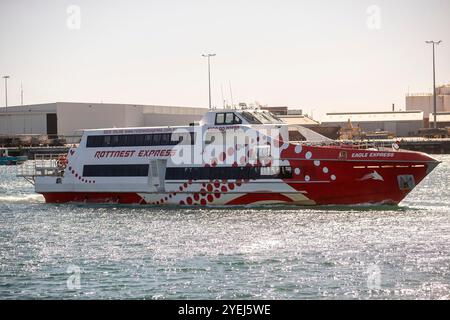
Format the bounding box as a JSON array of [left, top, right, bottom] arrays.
[[279, 115, 320, 126], [431, 112, 450, 122], [0, 102, 207, 115], [323, 111, 424, 122]]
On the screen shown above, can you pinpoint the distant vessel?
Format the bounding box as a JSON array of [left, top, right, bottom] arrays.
[[0, 148, 28, 165], [18, 109, 440, 206]]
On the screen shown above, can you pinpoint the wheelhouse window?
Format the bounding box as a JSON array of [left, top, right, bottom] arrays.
[[234, 114, 242, 124], [239, 111, 284, 124], [215, 112, 243, 125], [225, 113, 234, 124], [240, 111, 262, 124], [262, 111, 284, 124], [215, 113, 225, 125]]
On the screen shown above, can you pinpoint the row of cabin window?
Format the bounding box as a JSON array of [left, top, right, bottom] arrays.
[[165, 166, 293, 180], [86, 133, 194, 148], [83, 164, 149, 177], [81, 164, 293, 179]]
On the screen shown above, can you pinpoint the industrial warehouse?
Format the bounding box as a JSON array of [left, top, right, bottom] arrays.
[[1, 99, 449, 153], [0, 102, 207, 146], [322, 110, 425, 138]]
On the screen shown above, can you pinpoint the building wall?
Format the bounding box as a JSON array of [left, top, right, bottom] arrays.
[[143, 113, 203, 126], [142, 105, 206, 126], [56, 103, 143, 136], [0, 103, 56, 135], [0, 113, 47, 135], [405, 96, 445, 117], [444, 95, 450, 111], [406, 85, 450, 118], [438, 85, 450, 95]]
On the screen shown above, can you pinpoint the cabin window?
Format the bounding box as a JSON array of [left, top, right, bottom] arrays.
[[112, 135, 120, 146], [160, 133, 169, 145], [86, 133, 195, 147], [104, 135, 111, 146], [153, 134, 161, 145], [261, 166, 280, 177], [144, 134, 153, 146], [83, 164, 149, 177], [135, 134, 144, 145], [165, 166, 292, 180]]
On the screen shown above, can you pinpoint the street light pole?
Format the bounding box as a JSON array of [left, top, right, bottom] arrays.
[[3, 75, 10, 107], [202, 53, 216, 109], [425, 40, 442, 129], [21, 82, 24, 106]]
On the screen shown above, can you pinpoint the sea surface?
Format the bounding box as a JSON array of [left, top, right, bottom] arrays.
[[0, 155, 449, 300]]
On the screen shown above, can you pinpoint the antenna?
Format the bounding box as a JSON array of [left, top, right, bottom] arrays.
[[21, 82, 23, 106], [229, 80, 234, 108], [221, 84, 225, 108]]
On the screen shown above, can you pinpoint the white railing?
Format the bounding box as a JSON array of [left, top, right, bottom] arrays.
[[17, 154, 67, 178]]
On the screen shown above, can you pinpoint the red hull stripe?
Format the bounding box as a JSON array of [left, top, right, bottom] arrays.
[[42, 192, 147, 204]]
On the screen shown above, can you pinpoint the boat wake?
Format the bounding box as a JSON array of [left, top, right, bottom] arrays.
[[0, 194, 45, 204]]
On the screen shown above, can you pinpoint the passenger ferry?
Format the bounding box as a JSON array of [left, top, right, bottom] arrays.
[[19, 108, 440, 206]]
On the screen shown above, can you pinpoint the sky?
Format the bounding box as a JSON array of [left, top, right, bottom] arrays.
[[0, 0, 449, 120]]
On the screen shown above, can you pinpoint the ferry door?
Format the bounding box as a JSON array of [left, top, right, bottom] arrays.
[[148, 159, 167, 192]]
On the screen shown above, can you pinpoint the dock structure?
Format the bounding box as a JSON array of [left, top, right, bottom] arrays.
[[5, 146, 70, 159], [396, 138, 450, 154]]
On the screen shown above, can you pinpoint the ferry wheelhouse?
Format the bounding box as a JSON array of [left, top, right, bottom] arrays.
[[19, 109, 440, 206]]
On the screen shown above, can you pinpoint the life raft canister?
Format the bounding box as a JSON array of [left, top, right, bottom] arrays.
[[392, 140, 400, 150], [57, 155, 68, 169]]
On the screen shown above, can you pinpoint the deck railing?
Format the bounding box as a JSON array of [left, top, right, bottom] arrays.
[[17, 154, 67, 178]]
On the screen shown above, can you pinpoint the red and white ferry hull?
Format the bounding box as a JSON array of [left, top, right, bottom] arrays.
[[37, 143, 439, 206]]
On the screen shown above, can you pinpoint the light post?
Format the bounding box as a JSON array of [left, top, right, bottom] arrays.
[[202, 53, 216, 109], [3, 75, 10, 107], [425, 40, 442, 128]]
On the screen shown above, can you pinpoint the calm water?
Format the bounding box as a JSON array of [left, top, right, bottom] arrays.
[[0, 156, 449, 300]]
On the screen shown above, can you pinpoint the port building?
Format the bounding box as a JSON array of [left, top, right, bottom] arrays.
[[322, 111, 424, 137], [406, 84, 450, 126], [430, 112, 450, 128], [0, 102, 207, 136]]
